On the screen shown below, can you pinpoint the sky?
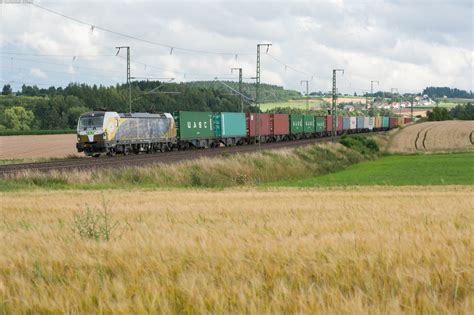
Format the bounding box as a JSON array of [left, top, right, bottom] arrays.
[[0, 0, 473, 95]]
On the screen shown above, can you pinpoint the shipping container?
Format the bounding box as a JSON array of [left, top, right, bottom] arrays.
[[364, 117, 370, 129], [382, 116, 389, 129], [173, 111, 214, 140], [303, 115, 315, 133], [315, 116, 326, 133], [213, 112, 246, 138], [343, 117, 350, 130], [398, 117, 404, 127], [325, 115, 333, 132], [368, 117, 375, 130], [404, 117, 412, 124], [389, 117, 399, 128], [246, 113, 272, 137], [290, 114, 304, 134], [356, 116, 365, 129], [350, 117, 357, 130], [272, 114, 289, 135], [375, 116, 382, 129], [337, 116, 343, 132]]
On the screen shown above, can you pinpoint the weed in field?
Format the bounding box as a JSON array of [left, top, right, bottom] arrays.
[[72, 197, 119, 241]]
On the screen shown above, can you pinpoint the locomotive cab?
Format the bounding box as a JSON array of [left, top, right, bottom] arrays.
[[76, 111, 120, 157]]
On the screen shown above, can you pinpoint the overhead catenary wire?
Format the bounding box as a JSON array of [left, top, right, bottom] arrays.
[[30, 3, 254, 57]]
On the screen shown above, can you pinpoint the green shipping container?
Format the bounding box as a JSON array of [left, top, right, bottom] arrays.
[[213, 112, 246, 138], [382, 116, 389, 128], [303, 115, 315, 133], [173, 111, 214, 140], [315, 116, 325, 132], [290, 114, 304, 134]]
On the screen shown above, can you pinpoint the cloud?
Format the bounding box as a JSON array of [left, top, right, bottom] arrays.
[[30, 67, 47, 79], [0, 0, 472, 93]]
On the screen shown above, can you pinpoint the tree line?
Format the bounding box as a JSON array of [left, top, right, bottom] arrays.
[[426, 104, 474, 121], [0, 81, 298, 131]]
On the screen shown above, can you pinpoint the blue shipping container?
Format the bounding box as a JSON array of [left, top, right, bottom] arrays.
[[343, 117, 350, 130], [213, 112, 247, 138], [356, 116, 365, 129]]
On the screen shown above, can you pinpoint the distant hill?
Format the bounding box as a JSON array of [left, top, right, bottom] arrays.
[[185, 81, 302, 103]]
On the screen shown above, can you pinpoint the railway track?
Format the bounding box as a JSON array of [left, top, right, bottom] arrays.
[[0, 133, 381, 176]]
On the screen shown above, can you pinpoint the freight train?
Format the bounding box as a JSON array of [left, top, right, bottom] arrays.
[[76, 111, 411, 157]]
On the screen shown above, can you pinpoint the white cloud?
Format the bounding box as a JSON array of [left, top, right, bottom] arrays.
[[0, 0, 472, 93], [30, 67, 47, 79]]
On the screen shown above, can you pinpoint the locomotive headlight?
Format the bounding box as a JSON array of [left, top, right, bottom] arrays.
[[103, 133, 107, 140], [77, 135, 81, 142]]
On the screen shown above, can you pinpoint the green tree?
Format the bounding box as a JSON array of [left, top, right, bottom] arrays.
[[2, 84, 12, 95], [4, 106, 35, 130], [427, 107, 450, 121]]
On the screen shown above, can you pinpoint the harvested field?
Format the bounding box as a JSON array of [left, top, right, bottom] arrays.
[[1, 187, 473, 313], [0, 134, 81, 160], [389, 121, 474, 153]]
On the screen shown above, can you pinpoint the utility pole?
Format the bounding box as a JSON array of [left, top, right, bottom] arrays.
[[116, 46, 131, 113], [301, 80, 309, 110], [369, 80, 379, 113], [256, 43, 271, 145], [332, 69, 344, 143], [391, 88, 400, 115], [231, 67, 243, 112]]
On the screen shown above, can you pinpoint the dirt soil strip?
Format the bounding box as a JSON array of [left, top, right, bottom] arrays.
[[0, 134, 81, 159]]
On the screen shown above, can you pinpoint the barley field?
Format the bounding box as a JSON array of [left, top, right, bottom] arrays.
[[1, 187, 473, 313], [389, 121, 474, 153]]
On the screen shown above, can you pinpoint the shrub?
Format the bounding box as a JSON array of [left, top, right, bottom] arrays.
[[339, 135, 379, 155], [72, 197, 119, 241]]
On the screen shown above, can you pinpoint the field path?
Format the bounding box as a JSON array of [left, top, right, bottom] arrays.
[[0, 134, 81, 159], [389, 121, 474, 153]]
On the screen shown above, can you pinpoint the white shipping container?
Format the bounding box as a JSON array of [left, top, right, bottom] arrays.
[[364, 117, 370, 129], [350, 117, 357, 129], [368, 117, 375, 130]]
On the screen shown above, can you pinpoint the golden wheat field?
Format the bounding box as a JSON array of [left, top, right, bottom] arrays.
[[1, 187, 473, 313], [389, 121, 474, 153]]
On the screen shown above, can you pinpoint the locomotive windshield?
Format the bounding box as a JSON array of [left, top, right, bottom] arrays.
[[78, 114, 104, 129]]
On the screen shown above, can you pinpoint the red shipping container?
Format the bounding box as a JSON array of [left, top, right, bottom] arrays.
[[271, 114, 289, 135], [389, 117, 398, 128], [337, 116, 343, 131], [404, 117, 412, 124], [325, 115, 332, 132], [246, 113, 271, 137]]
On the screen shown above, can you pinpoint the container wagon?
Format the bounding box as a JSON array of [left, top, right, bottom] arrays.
[[290, 114, 304, 139], [343, 117, 351, 133], [303, 115, 315, 138], [381, 117, 390, 130], [404, 117, 413, 124], [337, 116, 343, 134], [246, 113, 272, 143], [374, 116, 382, 130], [213, 112, 247, 146], [356, 116, 365, 131], [315, 116, 326, 136], [173, 111, 215, 149], [350, 116, 357, 131], [364, 117, 370, 131], [389, 117, 399, 129], [271, 114, 289, 141], [368, 117, 375, 130]]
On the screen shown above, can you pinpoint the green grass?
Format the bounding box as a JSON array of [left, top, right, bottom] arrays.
[[269, 152, 474, 187]]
